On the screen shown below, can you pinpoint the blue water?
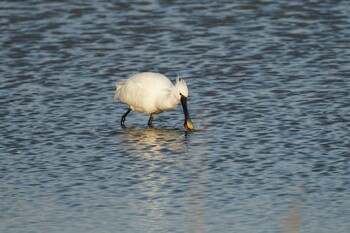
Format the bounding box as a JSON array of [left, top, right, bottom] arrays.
[[1, 1, 350, 232]]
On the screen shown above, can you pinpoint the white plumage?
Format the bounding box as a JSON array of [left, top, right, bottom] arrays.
[[114, 72, 194, 131]]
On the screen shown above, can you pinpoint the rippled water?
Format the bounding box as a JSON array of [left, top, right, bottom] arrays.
[[1, 1, 350, 232]]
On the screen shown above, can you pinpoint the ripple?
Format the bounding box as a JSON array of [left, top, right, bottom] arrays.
[[1, 0, 350, 232]]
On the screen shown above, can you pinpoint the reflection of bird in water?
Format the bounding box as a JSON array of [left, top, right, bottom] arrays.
[[114, 72, 194, 131], [120, 127, 186, 158], [282, 194, 303, 233]]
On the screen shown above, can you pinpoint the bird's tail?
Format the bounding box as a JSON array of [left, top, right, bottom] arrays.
[[114, 80, 126, 100]]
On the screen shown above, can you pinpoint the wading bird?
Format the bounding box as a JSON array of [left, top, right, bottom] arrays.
[[114, 72, 194, 131]]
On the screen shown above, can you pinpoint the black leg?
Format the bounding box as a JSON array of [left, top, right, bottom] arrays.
[[121, 108, 131, 126], [147, 114, 154, 126]]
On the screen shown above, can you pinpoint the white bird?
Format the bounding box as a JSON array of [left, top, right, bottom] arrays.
[[114, 72, 194, 131]]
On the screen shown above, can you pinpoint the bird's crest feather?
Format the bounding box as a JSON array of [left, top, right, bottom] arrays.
[[175, 75, 189, 97]]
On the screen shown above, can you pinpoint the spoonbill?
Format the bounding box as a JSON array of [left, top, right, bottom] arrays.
[[114, 72, 194, 131]]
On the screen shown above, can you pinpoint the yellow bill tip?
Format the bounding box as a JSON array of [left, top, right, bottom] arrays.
[[185, 119, 194, 131]]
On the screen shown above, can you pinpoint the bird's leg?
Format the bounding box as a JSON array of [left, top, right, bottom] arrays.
[[121, 108, 132, 126], [147, 114, 154, 126]]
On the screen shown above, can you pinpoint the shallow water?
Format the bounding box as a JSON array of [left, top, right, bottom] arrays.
[[1, 1, 350, 232]]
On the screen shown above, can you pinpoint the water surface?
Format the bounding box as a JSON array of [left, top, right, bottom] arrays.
[[1, 1, 350, 232]]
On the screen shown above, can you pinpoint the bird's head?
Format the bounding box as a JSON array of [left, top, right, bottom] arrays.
[[175, 76, 194, 131], [175, 76, 189, 99]]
